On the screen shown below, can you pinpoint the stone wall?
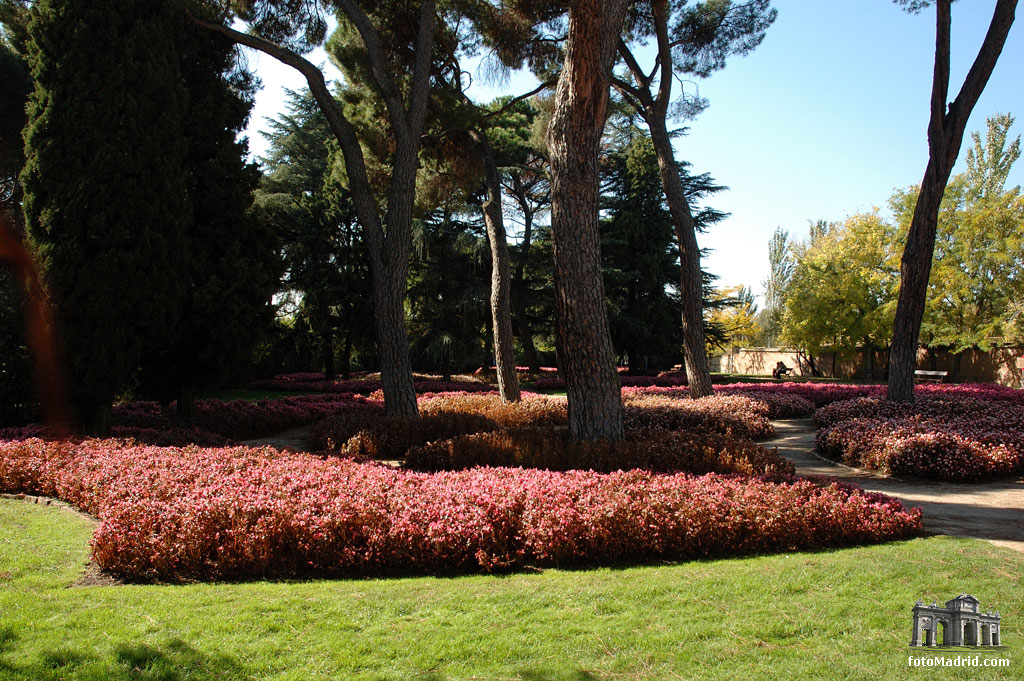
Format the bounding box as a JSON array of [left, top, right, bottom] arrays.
[[712, 346, 1024, 386]]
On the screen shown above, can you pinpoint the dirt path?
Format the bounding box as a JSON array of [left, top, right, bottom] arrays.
[[768, 418, 1024, 553], [241, 426, 314, 452]]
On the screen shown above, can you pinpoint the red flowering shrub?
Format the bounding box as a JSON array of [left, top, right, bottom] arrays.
[[0, 438, 921, 580], [405, 427, 795, 477], [622, 393, 774, 440], [814, 396, 1024, 480], [631, 386, 816, 419]]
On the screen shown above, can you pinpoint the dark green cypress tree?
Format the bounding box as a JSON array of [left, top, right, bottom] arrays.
[[601, 130, 683, 372], [138, 7, 280, 421], [21, 0, 189, 434]]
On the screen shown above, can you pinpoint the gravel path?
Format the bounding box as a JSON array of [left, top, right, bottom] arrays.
[[768, 418, 1024, 553]]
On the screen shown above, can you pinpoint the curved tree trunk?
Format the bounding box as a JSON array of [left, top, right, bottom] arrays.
[[189, 5, 435, 421], [646, 116, 713, 398], [547, 0, 630, 441], [469, 129, 521, 402], [888, 0, 1016, 403]]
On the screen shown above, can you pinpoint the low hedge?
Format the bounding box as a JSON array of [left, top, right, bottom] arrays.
[[404, 427, 795, 477], [0, 438, 921, 581]]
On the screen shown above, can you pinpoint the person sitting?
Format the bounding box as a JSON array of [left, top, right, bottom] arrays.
[[772, 361, 789, 380]]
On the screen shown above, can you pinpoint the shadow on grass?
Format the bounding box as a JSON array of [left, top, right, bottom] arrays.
[[1, 635, 248, 681]]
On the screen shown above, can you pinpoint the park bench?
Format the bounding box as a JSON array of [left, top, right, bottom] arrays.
[[856, 368, 888, 381], [914, 369, 948, 383]]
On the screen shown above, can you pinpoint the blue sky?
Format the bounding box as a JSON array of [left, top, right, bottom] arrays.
[[244, 1, 1023, 303]]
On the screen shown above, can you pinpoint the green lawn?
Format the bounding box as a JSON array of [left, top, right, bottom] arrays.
[[0, 498, 1019, 680]]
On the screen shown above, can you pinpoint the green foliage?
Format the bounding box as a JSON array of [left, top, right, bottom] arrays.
[[0, 35, 33, 426], [255, 88, 375, 378], [139, 9, 280, 405], [781, 213, 899, 356], [601, 129, 683, 370], [21, 0, 190, 431], [893, 113, 1024, 351], [759, 226, 793, 346], [0, 39, 29, 184], [707, 285, 762, 352], [407, 208, 490, 378]]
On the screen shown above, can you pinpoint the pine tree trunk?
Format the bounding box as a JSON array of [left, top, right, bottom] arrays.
[[547, 0, 630, 441], [889, 160, 947, 402], [646, 116, 713, 397], [470, 130, 521, 402], [888, 0, 1017, 403], [371, 246, 419, 419]]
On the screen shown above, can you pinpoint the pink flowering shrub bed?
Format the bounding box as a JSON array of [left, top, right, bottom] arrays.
[[1, 394, 378, 448], [0, 438, 921, 580], [815, 396, 1024, 480], [248, 373, 493, 395], [404, 427, 794, 477], [631, 386, 816, 420], [622, 393, 774, 440]]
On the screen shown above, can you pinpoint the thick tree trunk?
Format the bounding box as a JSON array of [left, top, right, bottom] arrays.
[[646, 116, 713, 398], [371, 244, 419, 419], [888, 0, 1017, 403], [889, 159, 950, 401], [547, 0, 630, 441], [469, 129, 521, 402]]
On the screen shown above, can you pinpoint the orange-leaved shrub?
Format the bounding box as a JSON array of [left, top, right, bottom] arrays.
[[309, 393, 566, 457]]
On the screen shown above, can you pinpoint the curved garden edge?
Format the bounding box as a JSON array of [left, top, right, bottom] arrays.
[[766, 418, 1024, 553]]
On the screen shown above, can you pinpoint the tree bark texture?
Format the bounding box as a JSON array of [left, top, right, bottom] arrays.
[[547, 0, 630, 440], [647, 117, 713, 397], [888, 0, 1017, 403], [611, 0, 713, 398], [469, 129, 521, 402]]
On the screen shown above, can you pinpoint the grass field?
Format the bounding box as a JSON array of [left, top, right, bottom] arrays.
[[0, 498, 1019, 680]]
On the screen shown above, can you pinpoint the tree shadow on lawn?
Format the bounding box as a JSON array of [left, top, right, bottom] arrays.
[[0, 633, 249, 681]]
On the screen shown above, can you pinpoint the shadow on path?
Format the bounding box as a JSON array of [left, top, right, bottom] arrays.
[[768, 418, 1024, 553]]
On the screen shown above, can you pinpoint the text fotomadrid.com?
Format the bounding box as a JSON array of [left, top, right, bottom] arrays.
[[908, 655, 1009, 668]]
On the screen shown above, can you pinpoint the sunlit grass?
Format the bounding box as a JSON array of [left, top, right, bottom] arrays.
[[0, 498, 1019, 680]]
